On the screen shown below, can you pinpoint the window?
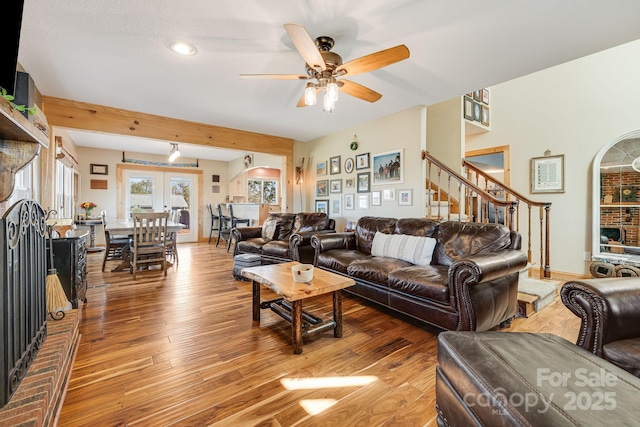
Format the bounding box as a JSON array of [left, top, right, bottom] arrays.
[[248, 179, 278, 204], [128, 177, 155, 211], [55, 160, 75, 218], [9, 161, 37, 206]]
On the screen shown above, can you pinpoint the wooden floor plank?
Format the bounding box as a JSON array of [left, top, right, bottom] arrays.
[[57, 242, 581, 426]]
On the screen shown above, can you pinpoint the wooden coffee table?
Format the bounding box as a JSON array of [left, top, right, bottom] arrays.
[[242, 261, 355, 354]]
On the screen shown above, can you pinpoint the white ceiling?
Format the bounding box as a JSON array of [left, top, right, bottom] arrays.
[[17, 0, 640, 160]]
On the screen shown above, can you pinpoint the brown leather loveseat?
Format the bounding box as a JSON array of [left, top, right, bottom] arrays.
[[231, 212, 335, 264], [310, 216, 528, 331], [561, 277, 640, 377]]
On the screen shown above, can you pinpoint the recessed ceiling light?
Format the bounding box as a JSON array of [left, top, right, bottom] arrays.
[[170, 42, 197, 56]]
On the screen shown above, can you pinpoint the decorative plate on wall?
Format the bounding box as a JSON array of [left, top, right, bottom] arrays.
[[344, 158, 354, 174]]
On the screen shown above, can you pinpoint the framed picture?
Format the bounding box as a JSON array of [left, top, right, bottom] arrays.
[[316, 161, 327, 176], [482, 88, 490, 105], [90, 164, 108, 175], [463, 97, 474, 120], [212, 185, 220, 193], [473, 101, 482, 121], [330, 179, 342, 193], [373, 149, 403, 185], [356, 152, 370, 170], [383, 188, 395, 201], [212, 174, 220, 183], [371, 191, 381, 206], [344, 157, 354, 174], [530, 154, 565, 193], [330, 155, 341, 174], [316, 179, 329, 197], [315, 200, 329, 214], [358, 194, 369, 209], [481, 105, 490, 126], [473, 90, 482, 102], [398, 189, 413, 206], [330, 197, 342, 217], [345, 178, 355, 189], [344, 193, 355, 210], [90, 179, 107, 189], [357, 172, 370, 193]]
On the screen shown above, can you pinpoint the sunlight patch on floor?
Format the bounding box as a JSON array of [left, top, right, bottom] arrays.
[[299, 399, 338, 416], [281, 375, 378, 390]]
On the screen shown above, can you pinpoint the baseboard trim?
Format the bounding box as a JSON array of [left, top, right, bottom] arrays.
[[528, 267, 589, 282]]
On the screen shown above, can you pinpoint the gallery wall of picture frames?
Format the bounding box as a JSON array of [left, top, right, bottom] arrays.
[[313, 148, 414, 215], [463, 88, 490, 128]]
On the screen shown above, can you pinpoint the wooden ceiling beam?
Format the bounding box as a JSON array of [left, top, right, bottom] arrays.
[[41, 96, 294, 157]]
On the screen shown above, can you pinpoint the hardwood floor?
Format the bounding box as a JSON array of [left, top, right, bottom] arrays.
[[58, 243, 580, 426]]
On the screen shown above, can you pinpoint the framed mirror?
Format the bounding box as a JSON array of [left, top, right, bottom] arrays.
[[592, 129, 640, 265]]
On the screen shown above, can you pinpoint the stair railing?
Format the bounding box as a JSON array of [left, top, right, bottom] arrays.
[[422, 150, 518, 229], [462, 158, 552, 279], [421, 150, 552, 278]]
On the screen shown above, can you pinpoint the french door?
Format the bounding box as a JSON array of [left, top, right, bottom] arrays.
[[122, 169, 199, 243]]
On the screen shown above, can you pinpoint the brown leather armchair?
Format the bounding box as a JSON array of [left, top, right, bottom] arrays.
[[231, 212, 335, 264], [561, 277, 640, 377]]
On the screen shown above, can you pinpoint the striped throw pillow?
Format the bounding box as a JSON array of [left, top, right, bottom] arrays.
[[371, 232, 436, 266]]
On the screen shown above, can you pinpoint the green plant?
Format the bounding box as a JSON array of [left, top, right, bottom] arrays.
[[0, 86, 37, 115]]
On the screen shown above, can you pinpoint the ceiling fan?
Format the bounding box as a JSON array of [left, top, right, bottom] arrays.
[[240, 23, 410, 112]]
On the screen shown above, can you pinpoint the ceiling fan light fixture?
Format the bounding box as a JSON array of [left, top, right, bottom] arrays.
[[323, 92, 335, 113], [326, 81, 339, 102], [168, 143, 181, 162], [304, 83, 317, 106]]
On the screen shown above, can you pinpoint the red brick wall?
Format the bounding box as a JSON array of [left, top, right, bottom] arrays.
[[601, 171, 640, 246]]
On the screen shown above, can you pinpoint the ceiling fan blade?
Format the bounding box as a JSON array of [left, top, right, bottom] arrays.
[[337, 45, 410, 76], [284, 23, 326, 72], [339, 80, 382, 103], [239, 74, 309, 80]]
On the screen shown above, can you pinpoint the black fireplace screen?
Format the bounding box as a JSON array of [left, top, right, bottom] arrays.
[[0, 199, 47, 408]]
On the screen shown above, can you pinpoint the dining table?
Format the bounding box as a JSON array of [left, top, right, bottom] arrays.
[[105, 219, 184, 272]]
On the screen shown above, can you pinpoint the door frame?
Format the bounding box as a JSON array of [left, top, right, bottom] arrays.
[[116, 163, 204, 241]]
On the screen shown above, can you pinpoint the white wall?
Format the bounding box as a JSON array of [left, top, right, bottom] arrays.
[[304, 106, 426, 232], [427, 97, 465, 173], [465, 38, 640, 275]]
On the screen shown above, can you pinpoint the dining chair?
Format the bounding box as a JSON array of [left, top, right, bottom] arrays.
[[215, 203, 231, 248], [226, 204, 250, 251], [163, 209, 179, 264], [131, 212, 169, 279], [101, 210, 130, 272], [206, 204, 220, 244], [165, 231, 178, 265]]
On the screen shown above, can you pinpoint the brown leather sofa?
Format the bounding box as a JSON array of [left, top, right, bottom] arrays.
[[435, 331, 640, 426], [561, 277, 640, 377], [310, 216, 528, 331], [231, 212, 335, 264]]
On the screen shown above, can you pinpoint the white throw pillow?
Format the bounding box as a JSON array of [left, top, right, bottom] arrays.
[[371, 232, 436, 266]]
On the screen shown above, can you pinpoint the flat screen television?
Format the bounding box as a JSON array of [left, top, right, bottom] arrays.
[[0, 1, 25, 94]]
